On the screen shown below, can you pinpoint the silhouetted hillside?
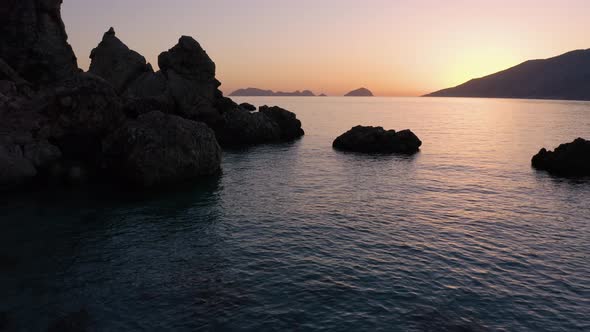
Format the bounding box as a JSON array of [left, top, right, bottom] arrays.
[[425, 49, 590, 101], [230, 88, 315, 96], [344, 88, 373, 96]]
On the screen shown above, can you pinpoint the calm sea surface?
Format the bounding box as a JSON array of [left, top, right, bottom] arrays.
[[1, 97, 589, 331]]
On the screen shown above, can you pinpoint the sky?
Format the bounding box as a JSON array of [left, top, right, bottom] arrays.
[[62, 0, 590, 96]]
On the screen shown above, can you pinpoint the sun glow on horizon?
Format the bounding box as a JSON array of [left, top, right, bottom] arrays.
[[63, 0, 590, 97]]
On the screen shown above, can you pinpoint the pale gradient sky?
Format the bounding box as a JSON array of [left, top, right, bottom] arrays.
[[62, 0, 589, 96]]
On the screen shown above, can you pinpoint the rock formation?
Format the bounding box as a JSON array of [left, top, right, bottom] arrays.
[[158, 36, 222, 124], [0, 0, 78, 85], [344, 88, 373, 97], [0, 4, 305, 191], [216, 109, 281, 146], [333, 126, 422, 154], [230, 88, 316, 97], [89, 28, 151, 93], [103, 111, 222, 187], [215, 105, 304, 146], [239, 102, 257, 111], [532, 138, 590, 176], [259, 105, 305, 140]]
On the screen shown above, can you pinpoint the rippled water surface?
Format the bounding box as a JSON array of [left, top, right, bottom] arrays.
[[1, 97, 590, 331]]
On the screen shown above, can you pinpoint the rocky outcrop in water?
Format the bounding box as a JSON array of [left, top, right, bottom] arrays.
[[230, 88, 316, 97], [216, 109, 281, 146], [0, 4, 304, 191], [532, 138, 590, 176], [215, 105, 304, 146], [103, 111, 221, 187], [344, 88, 373, 97], [259, 105, 305, 140], [333, 126, 422, 154]]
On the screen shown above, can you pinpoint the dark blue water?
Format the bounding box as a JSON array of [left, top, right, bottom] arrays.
[[1, 97, 589, 331]]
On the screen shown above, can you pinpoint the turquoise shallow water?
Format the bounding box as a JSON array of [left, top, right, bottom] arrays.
[[1, 97, 590, 331]]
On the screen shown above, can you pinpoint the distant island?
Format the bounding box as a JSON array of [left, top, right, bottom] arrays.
[[230, 88, 316, 97], [425, 49, 590, 101], [345, 88, 374, 96]]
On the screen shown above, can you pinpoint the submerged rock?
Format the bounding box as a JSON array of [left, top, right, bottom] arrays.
[[532, 138, 590, 176], [259, 105, 305, 140], [103, 111, 221, 188], [333, 126, 422, 154]]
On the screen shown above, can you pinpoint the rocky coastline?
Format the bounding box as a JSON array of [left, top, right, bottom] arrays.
[[0, 0, 304, 190]]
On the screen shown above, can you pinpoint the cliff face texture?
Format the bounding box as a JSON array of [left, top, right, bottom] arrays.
[[426, 49, 590, 101], [0, 1, 304, 191], [0, 0, 78, 85]]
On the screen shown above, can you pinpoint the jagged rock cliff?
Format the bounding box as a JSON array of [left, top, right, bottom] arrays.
[[0, 3, 305, 191]]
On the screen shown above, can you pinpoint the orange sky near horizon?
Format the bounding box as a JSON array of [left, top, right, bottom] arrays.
[[62, 0, 590, 96]]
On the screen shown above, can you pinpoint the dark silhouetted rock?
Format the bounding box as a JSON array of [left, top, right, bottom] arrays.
[[122, 95, 175, 118], [47, 309, 90, 332], [89, 28, 151, 93], [230, 88, 316, 97], [158, 36, 221, 124], [259, 105, 305, 140], [532, 138, 590, 176], [275, 90, 315, 97], [344, 88, 373, 97], [333, 126, 422, 154], [319, 93, 328, 97], [38, 73, 125, 162], [24, 139, 62, 169], [125, 69, 169, 98], [0, 58, 28, 86], [215, 109, 281, 146], [213, 91, 238, 114], [0, 0, 308, 191], [239, 102, 257, 111], [426, 49, 590, 101], [0, 0, 78, 85], [103, 111, 221, 187], [0, 142, 37, 189], [230, 88, 274, 96]]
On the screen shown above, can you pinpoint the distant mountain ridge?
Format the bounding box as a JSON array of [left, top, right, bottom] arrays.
[[230, 88, 316, 97], [425, 49, 590, 101]]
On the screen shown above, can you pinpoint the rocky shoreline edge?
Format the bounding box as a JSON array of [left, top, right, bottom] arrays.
[[0, 1, 304, 190]]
